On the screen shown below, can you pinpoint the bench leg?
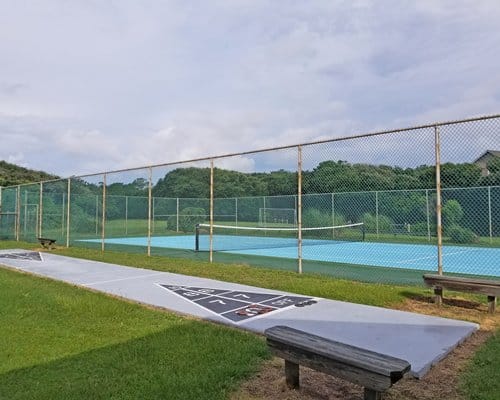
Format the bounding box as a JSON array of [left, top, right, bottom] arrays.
[[284, 360, 299, 389], [488, 296, 496, 314], [434, 287, 443, 306], [364, 388, 382, 400]]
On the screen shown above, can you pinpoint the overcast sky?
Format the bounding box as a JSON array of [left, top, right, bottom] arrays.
[[1, 1, 500, 178]]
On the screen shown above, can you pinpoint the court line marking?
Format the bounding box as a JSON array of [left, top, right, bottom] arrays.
[[396, 247, 484, 265], [82, 272, 166, 286]]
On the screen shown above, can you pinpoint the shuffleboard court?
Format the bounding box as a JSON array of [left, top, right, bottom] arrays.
[[80, 235, 500, 277], [0, 248, 479, 378]]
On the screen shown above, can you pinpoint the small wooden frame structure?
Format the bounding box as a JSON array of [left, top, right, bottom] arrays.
[[265, 325, 410, 400], [423, 274, 500, 314]]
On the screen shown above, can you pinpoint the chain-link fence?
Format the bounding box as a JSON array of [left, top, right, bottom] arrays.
[[1, 115, 499, 284]]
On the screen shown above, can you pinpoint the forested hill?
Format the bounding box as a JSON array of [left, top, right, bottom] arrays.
[[151, 160, 500, 199], [0, 160, 58, 187], [2, 158, 499, 197]]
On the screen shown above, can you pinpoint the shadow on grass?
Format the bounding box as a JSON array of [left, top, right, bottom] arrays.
[[399, 290, 482, 310], [0, 322, 268, 400]]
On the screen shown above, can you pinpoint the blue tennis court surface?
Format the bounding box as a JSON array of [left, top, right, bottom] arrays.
[[81, 235, 500, 277]]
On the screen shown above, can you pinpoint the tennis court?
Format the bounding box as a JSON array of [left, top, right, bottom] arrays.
[[81, 232, 500, 278]]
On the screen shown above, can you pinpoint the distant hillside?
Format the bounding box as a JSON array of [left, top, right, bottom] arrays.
[[0, 160, 58, 187]]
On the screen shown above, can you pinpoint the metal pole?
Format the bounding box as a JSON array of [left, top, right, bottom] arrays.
[[176, 197, 179, 232], [24, 190, 28, 236], [39, 182, 43, 238], [209, 160, 214, 263], [61, 192, 65, 237], [101, 174, 106, 252], [297, 146, 303, 274], [235, 197, 238, 226], [16, 186, 20, 241], [425, 189, 431, 242], [435, 126, 443, 275], [488, 186, 493, 244], [95, 195, 99, 236], [125, 196, 128, 235], [147, 167, 152, 256], [66, 178, 71, 247], [375, 191, 379, 238], [331, 192, 335, 239], [152, 196, 155, 234]]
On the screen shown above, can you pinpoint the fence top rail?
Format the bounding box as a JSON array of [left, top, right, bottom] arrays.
[[3, 113, 500, 189]]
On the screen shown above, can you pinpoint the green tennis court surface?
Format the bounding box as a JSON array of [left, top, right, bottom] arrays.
[[80, 235, 500, 277]]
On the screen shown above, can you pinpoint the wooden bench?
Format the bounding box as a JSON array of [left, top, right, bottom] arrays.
[[38, 237, 56, 249], [423, 274, 500, 314], [265, 326, 410, 400]]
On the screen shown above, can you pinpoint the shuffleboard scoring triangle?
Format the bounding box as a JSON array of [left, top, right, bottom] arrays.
[[0, 251, 43, 261], [158, 284, 317, 323]]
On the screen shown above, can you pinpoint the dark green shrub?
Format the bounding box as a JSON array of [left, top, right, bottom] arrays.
[[302, 208, 346, 228], [447, 224, 477, 244], [362, 212, 393, 234], [168, 207, 206, 232], [411, 221, 436, 237]]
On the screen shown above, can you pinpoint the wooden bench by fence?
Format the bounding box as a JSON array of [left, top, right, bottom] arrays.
[[423, 274, 500, 314], [38, 237, 56, 249], [265, 325, 410, 400]]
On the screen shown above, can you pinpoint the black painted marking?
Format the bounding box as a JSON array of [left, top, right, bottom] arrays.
[[0, 251, 42, 261], [158, 284, 315, 323]]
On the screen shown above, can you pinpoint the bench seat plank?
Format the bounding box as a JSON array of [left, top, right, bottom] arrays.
[[423, 274, 500, 297], [423, 274, 499, 313], [266, 326, 410, 392]]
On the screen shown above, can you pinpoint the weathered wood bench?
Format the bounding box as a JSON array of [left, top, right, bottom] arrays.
[[265, 326, 410, 400], [38, 237, 56, 249], [423, 274, 500, 314]]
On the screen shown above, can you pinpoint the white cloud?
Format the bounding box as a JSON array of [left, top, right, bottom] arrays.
[[0, 1, 499, 179]]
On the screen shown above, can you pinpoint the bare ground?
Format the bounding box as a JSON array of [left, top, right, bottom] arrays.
[[232, 293, 499, 400]]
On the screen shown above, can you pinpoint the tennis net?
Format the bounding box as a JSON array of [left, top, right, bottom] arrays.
[[195, 222, 364, 252]]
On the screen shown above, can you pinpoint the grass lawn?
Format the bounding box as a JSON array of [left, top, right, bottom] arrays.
[[0, 240, 499, 399], [0, 266, 267, 400]]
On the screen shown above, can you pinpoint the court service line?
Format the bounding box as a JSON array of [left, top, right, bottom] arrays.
[[82, 272, 166, 286], [396, 248, 482, 265]]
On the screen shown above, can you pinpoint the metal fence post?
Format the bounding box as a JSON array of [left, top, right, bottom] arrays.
[[435, 126, 443, 275], [95, 195, 99, 236], [209, 160, 214, 263], [425, 189, 430, 241], [125, 195, 129, 235], [176, 197, 179, 232], [38, 182, 43, 238], [297, 146, 303, 274], [66, 178, 71, 247], [16, 185, 20, 241], [375, 191, 379, 238], [101, 174, 106, 252], [61, 192, 65, 237], [148, 167, 152, 256], [235, 197, 238, 226], [488, 186, 493, 244], [23, 189, 28, 237]]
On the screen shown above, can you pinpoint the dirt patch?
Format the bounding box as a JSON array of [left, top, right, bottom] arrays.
[[232, 296, 499, 400]]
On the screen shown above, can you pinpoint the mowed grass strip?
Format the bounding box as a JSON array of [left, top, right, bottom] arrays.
[[0, 267, 268, 400], [460, 331, 500, 400]]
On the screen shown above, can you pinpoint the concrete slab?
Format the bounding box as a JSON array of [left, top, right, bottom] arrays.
[[0, 249, 478, 378]]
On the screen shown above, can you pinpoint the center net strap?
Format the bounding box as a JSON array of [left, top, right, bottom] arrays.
[[195, 222, 364, 252]]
